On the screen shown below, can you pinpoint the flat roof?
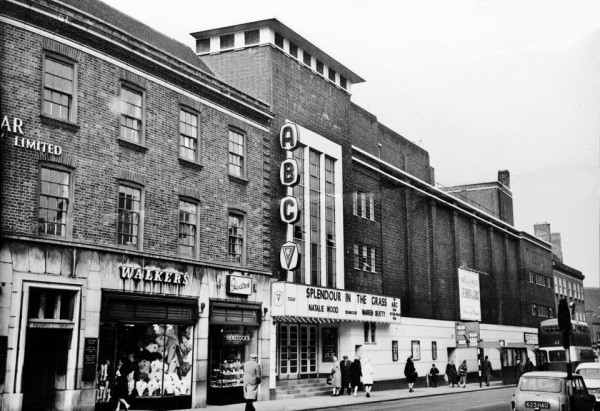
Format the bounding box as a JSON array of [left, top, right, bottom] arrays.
[[191, 18, 365, 84]]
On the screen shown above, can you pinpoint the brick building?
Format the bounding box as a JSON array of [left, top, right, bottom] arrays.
[[584, 288, 600, 348], [1, 1, 273, 410], [192, 18, 555, 392]]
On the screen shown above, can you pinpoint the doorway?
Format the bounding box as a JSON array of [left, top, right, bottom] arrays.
[[22, 328, 71, 411], [278, 323, 317, 379]]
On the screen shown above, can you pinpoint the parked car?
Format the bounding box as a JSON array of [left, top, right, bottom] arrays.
[[576, 363, 600, 410], [511, 371, 595, 411]]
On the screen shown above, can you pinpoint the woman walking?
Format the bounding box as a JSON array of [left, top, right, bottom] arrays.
[[404, 356, 416, 393], [458, 360, 468, 388], [362, 358, 374, 398], [445, 359, 458, 388], [330, 356, 342, 396], [350, 356, 362, 396]]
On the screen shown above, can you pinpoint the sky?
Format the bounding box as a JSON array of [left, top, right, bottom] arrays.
[[101, 0, 600, 287]]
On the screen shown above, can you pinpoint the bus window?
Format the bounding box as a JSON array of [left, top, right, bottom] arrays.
[[549, 350, 566, 362]]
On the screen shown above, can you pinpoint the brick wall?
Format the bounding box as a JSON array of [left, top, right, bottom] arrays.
[[1, 24, 271, 271]]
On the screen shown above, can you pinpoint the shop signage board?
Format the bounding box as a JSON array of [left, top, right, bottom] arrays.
[[227, 275, 252, 296], [455, 321, 480, 346], [119, 265, 190, 286], [524, 332, 539, 345], [271, 282, 401, 323], [83, 338, 98, 381], [458, 268, 481, 321]]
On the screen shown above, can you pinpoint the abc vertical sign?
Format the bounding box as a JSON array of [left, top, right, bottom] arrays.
[[279, 123, 301, 270]]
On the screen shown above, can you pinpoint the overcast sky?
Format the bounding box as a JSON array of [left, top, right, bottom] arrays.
[[101, 0, 600, 287]]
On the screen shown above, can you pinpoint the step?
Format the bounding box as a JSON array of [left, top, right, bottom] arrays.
[[276, 390, 333, 400], [276, 386, 332, 395], [276, 378, 323, 386]]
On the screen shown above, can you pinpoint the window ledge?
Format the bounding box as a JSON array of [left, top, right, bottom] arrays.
[[228, 174, 249, 185], [39, 114, 80, 132], [179, 157, 204, 170], [117, 138, 148, 152]]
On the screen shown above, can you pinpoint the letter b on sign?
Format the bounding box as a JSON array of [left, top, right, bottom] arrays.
[[280, 159, 300, 187]]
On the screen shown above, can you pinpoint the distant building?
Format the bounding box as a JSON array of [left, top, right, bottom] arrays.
[[439, 170, 514, 225], [534, 222, 564, 262], [584, 288, 600, 348]]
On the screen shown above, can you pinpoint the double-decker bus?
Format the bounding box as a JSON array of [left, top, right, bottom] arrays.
[[538, 318, 596, 371]]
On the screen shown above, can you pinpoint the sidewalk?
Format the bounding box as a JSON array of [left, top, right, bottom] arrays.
[[197, 381, 512, 411]]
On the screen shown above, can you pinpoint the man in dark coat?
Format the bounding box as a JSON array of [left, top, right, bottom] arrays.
[[428, 364, 440, 387], [340, 355, 352, 395], [516, 359, 525, 381], [482, 355, 493, 386], [404, 356, 416, 393]]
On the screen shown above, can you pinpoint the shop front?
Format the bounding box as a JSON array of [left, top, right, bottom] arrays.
[[271, 282, 401, 380], [95, 291, 198, 410], [207, 301, 261, 405]]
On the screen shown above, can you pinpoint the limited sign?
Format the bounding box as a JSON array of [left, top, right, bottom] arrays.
[[227, 275, 252, 296], [458, 268, 481, 321], [2, 115, 62, 155], [271, 282, 401, 323]]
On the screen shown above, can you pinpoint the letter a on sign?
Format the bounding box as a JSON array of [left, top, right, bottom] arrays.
[[280, 242, 300, 271], [280, 123, 299, 151]]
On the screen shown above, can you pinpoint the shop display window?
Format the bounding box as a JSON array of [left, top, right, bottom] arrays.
[[96, 322, 193, 404]]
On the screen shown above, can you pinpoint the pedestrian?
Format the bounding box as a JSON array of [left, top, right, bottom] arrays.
[[481, 355, 493, 386], [458, 360, 468, 388], [428, 363, 439, 387], [350, 356, 362, 396], [525, 357, 534, 373], [404, 356, 416, 393], [114, 362, 134, 411], [330, 356, 342, 396], [340, 355, 352, 395], [362, 358, 374, 398], [516, 359, 525, 381], [445, 359, 458, 388], [243, 353, 262, 411]]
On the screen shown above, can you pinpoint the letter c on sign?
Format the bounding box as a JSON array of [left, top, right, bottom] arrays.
[[280, 196, 300, 224]]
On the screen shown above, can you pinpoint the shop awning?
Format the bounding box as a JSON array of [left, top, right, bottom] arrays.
[[101, 291, 198, 324]]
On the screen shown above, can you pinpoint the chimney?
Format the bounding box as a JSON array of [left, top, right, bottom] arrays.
[[534, 223, 551, 243], [550, 232, 563, 262], [498, 170, 510, 189]]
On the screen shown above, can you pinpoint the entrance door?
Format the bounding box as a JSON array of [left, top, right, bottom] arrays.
[[279, 324, 317, 379], [279, 324, 299, 379], [22, 329, 70, 411]]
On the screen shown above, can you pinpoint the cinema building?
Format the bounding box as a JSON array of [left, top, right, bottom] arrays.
[[1, 1, 274, 410], [193, 18, 557, 393]]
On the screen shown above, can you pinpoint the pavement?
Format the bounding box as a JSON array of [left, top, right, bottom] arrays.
[[198, 381, 513, 410]]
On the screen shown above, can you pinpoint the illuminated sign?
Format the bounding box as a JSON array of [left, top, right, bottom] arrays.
[[280, 123, 300, 151], [271, 282, 401, 323], [280, 242, 300, 271], [280, 196, 300, 224], [227, 275, 252, 296], [280, 159, 300, 187]]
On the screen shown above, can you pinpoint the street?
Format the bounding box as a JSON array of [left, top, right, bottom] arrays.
[[309, 387, 515, 411]]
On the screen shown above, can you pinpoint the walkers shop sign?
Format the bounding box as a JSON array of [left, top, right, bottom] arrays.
[[271, 282, 401, 324]]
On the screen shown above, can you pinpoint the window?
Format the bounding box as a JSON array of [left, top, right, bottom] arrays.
[[179, 109, 198, 161], [293, 147, 305, 284], [179, 200, 197, 257], [369, 194, 375, 221], [568, 282, 572, 297], [309, 150, 321, 285], [554, 276, 559, 293], [220, 34, 234, 49], [303, 51, 312, 67], [245, 29, 260, 45], [340, 76, 347, 90], [275, 32, 284, 49], [38, 167, 70, 237], [197, 38, 210, 53], [532, 304, 537, 316], [529, 272, 534, 283], [228, 129, 245, 178], [228, 213, 245, 265], [364, 322, 376, 343], [325, 156, 336, 288], [119, 86, 144, 144], [354, 242, 376, 272], [117, 185, 141, 247], [328, 68, 336, 82], [316, 60, 324, 74], [289, 42, 298, 58], [43, 56, 75, 121], [353, 190, 375, 221]]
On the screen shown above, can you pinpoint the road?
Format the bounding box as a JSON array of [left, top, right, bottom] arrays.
[[309, 387, 515, 411]]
